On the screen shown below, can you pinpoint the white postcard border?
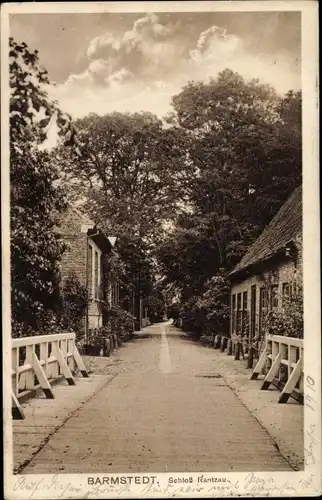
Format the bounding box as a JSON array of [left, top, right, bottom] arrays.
[[1, 1, 320, 498]]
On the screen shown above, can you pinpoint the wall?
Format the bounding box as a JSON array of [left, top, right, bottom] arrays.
[[59, 207, 90, 287], [59, 206, 106, 333], [230, 258, 298, 340]]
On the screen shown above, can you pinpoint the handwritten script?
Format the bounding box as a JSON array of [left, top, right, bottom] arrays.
[[11, 470, 321, 499]]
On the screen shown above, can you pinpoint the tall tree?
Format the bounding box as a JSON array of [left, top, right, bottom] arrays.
[[10, 38, 77, 335], [57, 111, 194, 304], [158, 70, 302, 332]]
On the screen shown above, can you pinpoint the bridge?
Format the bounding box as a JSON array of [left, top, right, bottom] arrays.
[[12, 322, 304, 474]]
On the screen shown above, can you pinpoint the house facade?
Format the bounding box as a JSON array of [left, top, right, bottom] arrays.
[[228, 186, 302, 350], [58, 204, 120, 338]]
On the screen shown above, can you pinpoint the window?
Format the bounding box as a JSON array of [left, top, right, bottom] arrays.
[[89, 240, 102, 299], [242, 291, 248, 311], [260, 287, 268, 310], [237, 293, 242, 311], [231, 294, 236, 334], [271, 285, 279, 309], [282, 282, 291, 306], [236, 293, 242, 334], [282, 282, 291, 297], [259, 287, 268, 336], [242, 291, 249, 336]]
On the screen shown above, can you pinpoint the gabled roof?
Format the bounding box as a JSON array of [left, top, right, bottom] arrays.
[[229, 186, 302, 279]]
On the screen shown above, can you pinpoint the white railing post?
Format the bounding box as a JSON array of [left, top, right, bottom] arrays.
[[12, 346, 19, 396], [50, 340, 60, 379], [25, 345, 35, 390], [40, 342, 48, 375], [250, 347, 267, 380]]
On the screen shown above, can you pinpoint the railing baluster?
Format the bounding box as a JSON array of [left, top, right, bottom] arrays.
[[40, 342, 48, 378], [12, 346, 19, 396], [25, 345, 35, 390], [51, 341, 59, 378]]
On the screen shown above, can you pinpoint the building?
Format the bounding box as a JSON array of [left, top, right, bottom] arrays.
[[58, 204, 119, 339], [228, 186, 302, 354]]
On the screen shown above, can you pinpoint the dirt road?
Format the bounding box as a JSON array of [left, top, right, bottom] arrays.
[[15, 321, 294, 473]]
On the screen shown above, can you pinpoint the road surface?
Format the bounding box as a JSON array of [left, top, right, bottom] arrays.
[[14, 321, 292, 473]]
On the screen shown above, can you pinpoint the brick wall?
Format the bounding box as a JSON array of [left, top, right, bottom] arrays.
[[58, 207, 89, 288], [58, 206, 121, 335]]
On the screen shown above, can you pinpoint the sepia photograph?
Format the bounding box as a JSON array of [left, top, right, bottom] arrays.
[[1, 1, 320, 498]]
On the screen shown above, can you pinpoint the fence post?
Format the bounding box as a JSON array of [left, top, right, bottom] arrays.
[[73, 344, 89, 377], [32, 351, 55, 398], [234, 339, 240, 360], [279, 358, 303, 403], [12, 391, 24, 420], [25, 345, 35, 390], [261, 352, 281, 390], [214, 334, 221, 349], [250, 347, 267, 380], [12, 347, 19, 397], [50, 341, 60, 379], [247, 345, 254, 369], [56, 346, 75, 386], [220, 337, 227, 352]]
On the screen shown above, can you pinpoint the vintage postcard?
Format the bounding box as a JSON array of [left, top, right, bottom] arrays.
[[1, 1, 320, 498]]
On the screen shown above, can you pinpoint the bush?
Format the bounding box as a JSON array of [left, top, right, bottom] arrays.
[[109, 305, 134, 339], [60, 272, 87, 341], [86, 326, 110, 345], [177, 270, 230, 340], [262, 274, 303, 338]]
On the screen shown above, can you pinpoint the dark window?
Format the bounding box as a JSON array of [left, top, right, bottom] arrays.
[[242, 291, 248, 310], [259, 287, 268, 336], [231, 294, 236, 334], [237, 293, 242, 311], [236, 293, 242, 334], [242, 291, 248, 336], [282, 282, 291, 297]]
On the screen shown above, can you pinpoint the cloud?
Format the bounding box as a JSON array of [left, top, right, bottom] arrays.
[[84, 13, 179, 81], [191, 26, 242, 63], [53, 13, 300, 119]]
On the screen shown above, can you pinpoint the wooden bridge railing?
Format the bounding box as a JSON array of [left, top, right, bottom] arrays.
[[203, 331, 303, 404], [250, 333, 304, 403], [12, 332, 88, 420]]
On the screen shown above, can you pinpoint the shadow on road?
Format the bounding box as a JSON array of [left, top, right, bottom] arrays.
[[128, 333, 153, 341], [178, 332, 201, 343]]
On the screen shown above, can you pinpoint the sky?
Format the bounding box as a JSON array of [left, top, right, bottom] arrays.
[[10, 11, 301, 120]]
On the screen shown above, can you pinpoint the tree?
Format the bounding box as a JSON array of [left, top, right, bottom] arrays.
[[58, 112, 193, 237], [158, 70, 302, 336], [59, 271, 87, 340], [10, 38, 77, 336], [56, 111, 194, 312]]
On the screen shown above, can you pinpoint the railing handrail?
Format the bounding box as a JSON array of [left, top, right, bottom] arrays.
[[12, 332, 75, 348], [267, 334, 303, 348]]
